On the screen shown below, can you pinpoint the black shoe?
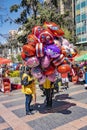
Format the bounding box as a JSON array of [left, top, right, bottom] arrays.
[[47, 106, 52, 110], [26, 112, 33, 115], [29, 108, 33, 111]]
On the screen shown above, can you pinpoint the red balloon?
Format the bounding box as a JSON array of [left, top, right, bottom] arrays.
[[43, 21, 64, 37], [27, 34, 39, 46], [32, 26, 43, 38], [22, 44, 36, 56], [39, 29, 54, 44], [57, 64, 71, 73], [43, 65, 55, 76], [21, 51, 26, 59]]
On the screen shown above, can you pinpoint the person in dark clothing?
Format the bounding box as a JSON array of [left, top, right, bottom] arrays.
[[43, 78, 54, 110], [20, 65, 25, 84]]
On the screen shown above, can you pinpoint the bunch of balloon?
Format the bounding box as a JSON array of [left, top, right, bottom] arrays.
[[21, 21, 78, 84]]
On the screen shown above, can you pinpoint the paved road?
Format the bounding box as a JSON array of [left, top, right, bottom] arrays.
[[0, 82, 87, 130]]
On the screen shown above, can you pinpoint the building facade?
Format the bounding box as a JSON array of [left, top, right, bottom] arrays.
[[75, 0, 87, 47]]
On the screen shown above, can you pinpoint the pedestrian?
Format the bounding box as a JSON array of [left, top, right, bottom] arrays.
[[21, 66, 36, 115], [61, 72, 69, 89], [43, 78, 54, 110], [78, 67, 85, 85], [19, 64, 25, 84]]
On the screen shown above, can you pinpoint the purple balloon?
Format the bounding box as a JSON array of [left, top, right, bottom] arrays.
[[44, 44, 61, 58]]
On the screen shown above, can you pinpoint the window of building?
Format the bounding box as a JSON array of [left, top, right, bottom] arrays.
[[81, 13, 86, 21], [76, 15, 80, 23], [81, 1, 86, 8], [76, 3, 80, 10]]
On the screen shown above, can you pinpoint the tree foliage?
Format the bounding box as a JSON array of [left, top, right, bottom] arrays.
[[9, 0, 74, 44]]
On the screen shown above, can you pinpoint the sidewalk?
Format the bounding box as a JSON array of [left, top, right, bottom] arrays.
[[0, 82, 87, 130]]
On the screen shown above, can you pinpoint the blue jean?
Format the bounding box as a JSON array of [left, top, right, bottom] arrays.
[[25, 94, 32, 113]]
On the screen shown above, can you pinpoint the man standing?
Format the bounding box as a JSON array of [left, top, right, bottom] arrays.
[[21, 66, 35, 115], [43, 78, 54, 110]]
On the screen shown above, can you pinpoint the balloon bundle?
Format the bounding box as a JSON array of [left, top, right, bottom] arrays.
[[21, 21, 77, 84]]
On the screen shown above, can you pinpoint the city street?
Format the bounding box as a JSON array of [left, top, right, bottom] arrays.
[[0, 82, 87, 130]]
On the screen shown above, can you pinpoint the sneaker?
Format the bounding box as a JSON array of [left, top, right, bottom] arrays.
[[26, 111, 33, 115]]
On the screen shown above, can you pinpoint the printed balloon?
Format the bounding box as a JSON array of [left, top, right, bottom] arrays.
[[41, 55, 50, 68], [48, 73, 56, 82], [38, 75, 46, 84], [43, 65, 55, 76], [39, 29, 54, 44], [31, 66, 42, 78], [22, 44, 36, 56], [43, 21, 64, 37], [32, 26, 43, 38], [26, 56, 40, 68], [44, 44, 61, 58], [27, 34, 39, 46]]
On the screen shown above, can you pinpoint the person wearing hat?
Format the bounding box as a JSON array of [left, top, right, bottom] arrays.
[[21, 66, 36, 115]]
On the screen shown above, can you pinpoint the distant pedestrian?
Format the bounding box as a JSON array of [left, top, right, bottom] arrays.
[[61, 72, 69, 89]]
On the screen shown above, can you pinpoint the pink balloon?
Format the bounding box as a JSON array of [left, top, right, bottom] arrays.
[[62, 38, 70, 46], [41, 55, 50, 68], [47, 73, 56, 82], [26, 56, 39, 68], [38, 75, 46, 84], [31, 66, 42, 78]]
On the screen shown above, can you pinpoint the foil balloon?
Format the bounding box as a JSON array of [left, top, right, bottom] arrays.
[[32, 26, 43, 38], [57, 64, 71, 73], [21, 51, 29, 61], [44, 44, 61, 58], [70, 48, 77, 57], [43, 21, 64, 37], [41, 55, 50, 68], [36, 42, 44, 57], [52, 54, 65, 67], [38, 75, 46, 85], [43, 65, 55, 76], [26, 56, 40, 68], [22, 44, 36, 56], [62, 38, 70, 46], [54, 39, 61, 49], [31, 66, 42, 78], [27, 34, 39, 46], [48, 73, 56, 82], [61, 45, 70, 57], [39, 29, 54, 44]]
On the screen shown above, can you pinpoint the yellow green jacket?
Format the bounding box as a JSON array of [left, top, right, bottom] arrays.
[[21, 73, 35, 95], [43, 78, 54, 89]]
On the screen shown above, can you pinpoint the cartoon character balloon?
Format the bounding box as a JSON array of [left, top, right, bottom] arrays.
[[32, 26, 43, 38], [31, 66, 42, 78], [26, 56, 40, 68], [41, 55, 50, 68], [22, 44, 36, 56], [43, 21, 64, 37], [44, 44, 61, 58], [39, 29, 54, 44]]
